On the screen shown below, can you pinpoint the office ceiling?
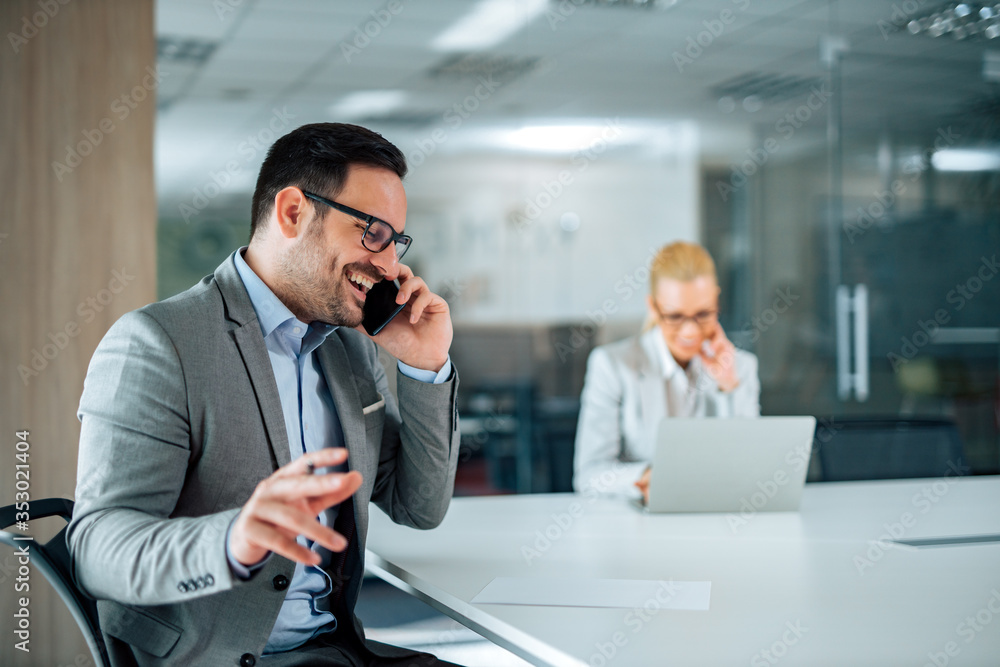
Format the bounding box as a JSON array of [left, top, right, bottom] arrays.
[[154, 0, 999, 216]]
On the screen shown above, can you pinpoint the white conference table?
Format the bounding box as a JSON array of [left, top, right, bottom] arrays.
[[365, 476, 1000, 666]]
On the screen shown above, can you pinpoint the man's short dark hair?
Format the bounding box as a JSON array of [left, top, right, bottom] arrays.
[[249, 123, 407, 240]]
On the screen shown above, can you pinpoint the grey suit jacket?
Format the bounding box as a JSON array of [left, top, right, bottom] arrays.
[[67, 252, 461, 666], [573, 328, 760, 497]]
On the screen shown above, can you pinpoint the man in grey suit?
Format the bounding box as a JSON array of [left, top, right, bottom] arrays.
[[68, 123, 462, 666]]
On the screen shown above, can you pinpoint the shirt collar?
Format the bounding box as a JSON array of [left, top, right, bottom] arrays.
[[233, 247, 338, 345]]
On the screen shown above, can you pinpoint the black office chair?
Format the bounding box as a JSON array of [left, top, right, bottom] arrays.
[[814, 416, 969, 482], [0, 498, 116, 667]]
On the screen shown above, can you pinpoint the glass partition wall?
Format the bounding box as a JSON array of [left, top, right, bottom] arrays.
[[704, 11, 1000, 474]]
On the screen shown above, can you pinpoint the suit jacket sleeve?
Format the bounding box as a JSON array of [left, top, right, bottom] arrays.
[[369, 348, 461, 530], [732, 352, 761, 417], [573, 346, 647, 497], [67, 310, 243, 605]]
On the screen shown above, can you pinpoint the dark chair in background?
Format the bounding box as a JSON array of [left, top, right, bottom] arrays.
[[458, 381, 580, 494], [0, 498, 136, 667], [814, 416, 968, 482], [450, 323, 592, 495], [461, 380, 536, 493]]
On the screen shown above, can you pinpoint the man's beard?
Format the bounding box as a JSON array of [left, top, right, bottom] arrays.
[[273, 224, 365, 327]]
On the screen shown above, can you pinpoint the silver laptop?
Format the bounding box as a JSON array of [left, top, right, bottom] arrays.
[[644, 416, 816, 513]]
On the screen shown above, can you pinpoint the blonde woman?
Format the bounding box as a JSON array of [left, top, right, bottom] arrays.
[[573, 241, 761, 501]]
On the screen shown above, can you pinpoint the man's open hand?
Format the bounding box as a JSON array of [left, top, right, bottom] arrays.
[[230, 447, 362, 567]]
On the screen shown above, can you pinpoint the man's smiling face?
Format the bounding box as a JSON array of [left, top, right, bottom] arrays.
[[275, 164, 407, 327]]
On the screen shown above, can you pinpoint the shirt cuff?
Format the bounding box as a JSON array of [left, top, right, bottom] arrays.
[[397, 356, 452, 384], [225, 514, 270, 580]]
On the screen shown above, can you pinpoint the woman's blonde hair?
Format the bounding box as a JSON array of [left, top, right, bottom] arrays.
[[649, 241, 717, 288], [643, 241, 718, 331]]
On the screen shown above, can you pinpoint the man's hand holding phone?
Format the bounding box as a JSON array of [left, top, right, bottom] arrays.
[[699, 325, 740, 393], [360, 263, 453, 374]]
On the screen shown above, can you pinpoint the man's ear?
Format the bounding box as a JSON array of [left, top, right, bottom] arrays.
[[272, 186, 311, 240]]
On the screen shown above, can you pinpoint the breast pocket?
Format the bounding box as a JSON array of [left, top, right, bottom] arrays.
[[362, 393, 385, 442]]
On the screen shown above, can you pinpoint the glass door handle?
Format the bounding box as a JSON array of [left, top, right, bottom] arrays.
[[853, 284, 869, 402], [836, 284, 869, 402], [836, 286, 852, 401]]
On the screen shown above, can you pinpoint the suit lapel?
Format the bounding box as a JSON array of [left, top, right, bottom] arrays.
[[233, 325, 291, 469], [315, 333, 370, 476], [214, 252, 291, 469], [315, 333, 371, 594], [631, 330, 665, 429]]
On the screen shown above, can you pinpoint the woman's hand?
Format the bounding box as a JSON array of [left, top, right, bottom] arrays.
[[634, 466, 652, 505], [699, 326, 740, 393]]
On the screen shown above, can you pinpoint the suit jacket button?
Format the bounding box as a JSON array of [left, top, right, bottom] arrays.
[[239, 653, 256, 667], [272, 575, 289, 591]]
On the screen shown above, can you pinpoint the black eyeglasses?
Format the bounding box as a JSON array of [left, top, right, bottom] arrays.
[[302, 190, 411, 261], [656, 308, 719, 329]]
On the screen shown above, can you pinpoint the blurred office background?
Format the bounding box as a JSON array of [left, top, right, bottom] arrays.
[[153, 0, 1000, 493], [3, 0, 1000, 664]]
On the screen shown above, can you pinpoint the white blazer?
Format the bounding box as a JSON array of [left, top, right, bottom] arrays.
[[573, 327, 761, 497]]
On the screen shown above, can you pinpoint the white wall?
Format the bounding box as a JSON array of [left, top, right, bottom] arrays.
[[401, 136, 699, 325]]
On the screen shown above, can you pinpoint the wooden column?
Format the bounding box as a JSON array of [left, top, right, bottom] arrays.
[[0, 0, 157, 664]]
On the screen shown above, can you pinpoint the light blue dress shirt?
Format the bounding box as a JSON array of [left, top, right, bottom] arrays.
[[226, 248, 450, 653]]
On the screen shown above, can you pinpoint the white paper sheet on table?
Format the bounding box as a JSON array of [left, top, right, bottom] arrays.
[[471, 577, 711, 610]]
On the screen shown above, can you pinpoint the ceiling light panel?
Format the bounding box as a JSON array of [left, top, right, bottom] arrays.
[[431, 0, 549, 51]]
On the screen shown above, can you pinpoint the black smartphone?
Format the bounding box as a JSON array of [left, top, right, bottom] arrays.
[[362, 278, 406, 336]]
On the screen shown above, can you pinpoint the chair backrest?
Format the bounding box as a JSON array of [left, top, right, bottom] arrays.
[[815, 416, 968, 482], [0, 498, 112, 667]]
